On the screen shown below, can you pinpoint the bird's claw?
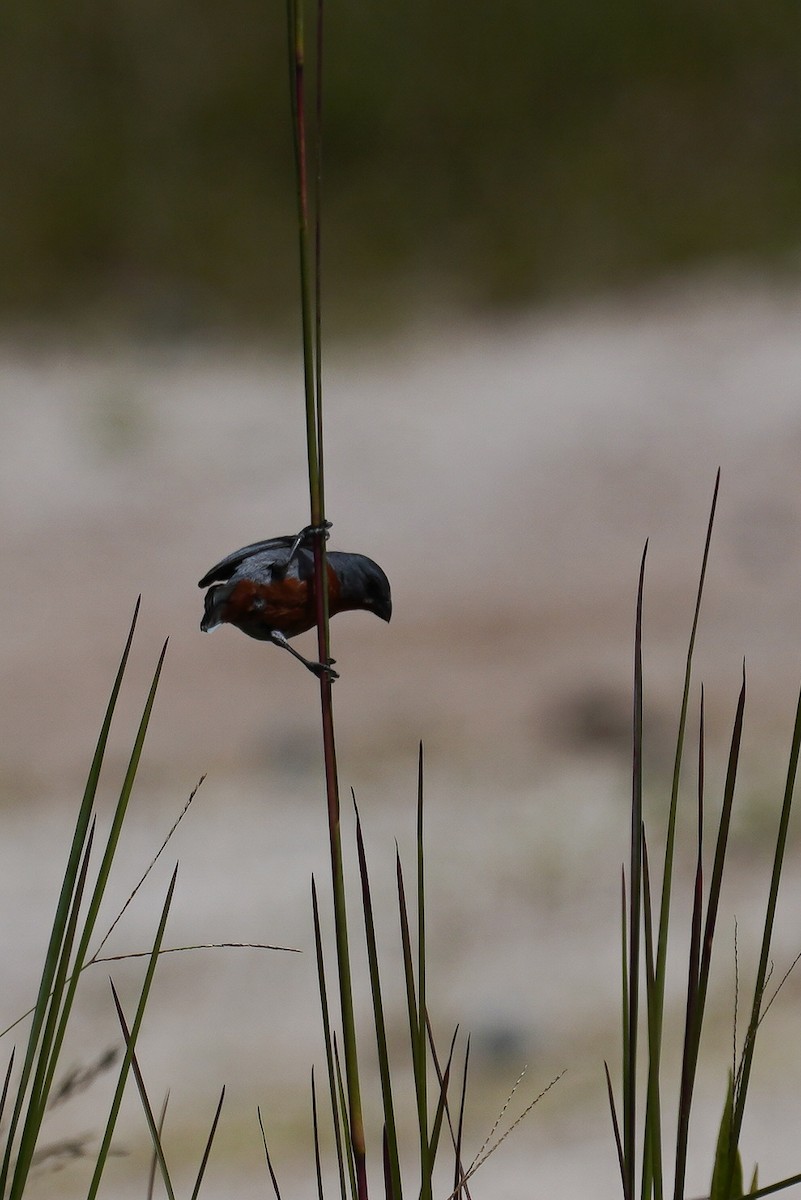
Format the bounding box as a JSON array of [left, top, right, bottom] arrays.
[[309, 658, 339, 681], [276, 521, 333, 575], [301, 520, 333, 541]]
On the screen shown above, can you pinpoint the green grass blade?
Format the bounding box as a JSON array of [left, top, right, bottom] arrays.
[[650, 474, 720, 1165], [454, 1037, 472, 1200], [674, 695, 706, 1200], [731, 681, 801, 1176], [397, 853, 419, 1046], [32, 641, 168, 1139], [742, 1172, 801, 1200], [190, 1086, 226, 1200], [426, 1015, 470, 1197], [382, 1126, 394, 1200], [624, 542, 647, 1200], [681, 672, 748, 1200], [8, 823, 96, 1198], [427, 1026, 458, 1170], [312, 877, 349, 1200], [0, 601, 141, 1198], [110, 981, 177, 1200], [605, 1060, 626, 1198], [87, 865, 178, 1200], [698, 672, 745, 1000], [641, 829, 663, 1200], [710, 1074, 742, 1200], [416, 745, 431, 1198], [257, 1106, 283, 1200], [333, 1035, 357, 1200], [147, 1093, 170, 1200], [354, 805, 401, 1199], [0, 1051, 15, 1129], [311, 1069, 325, 1200]]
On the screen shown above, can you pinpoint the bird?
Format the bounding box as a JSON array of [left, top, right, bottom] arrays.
[[198, 524, 391, 678]]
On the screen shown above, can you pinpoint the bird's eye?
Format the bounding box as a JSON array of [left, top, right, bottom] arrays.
[[251, 596, 266, 611]]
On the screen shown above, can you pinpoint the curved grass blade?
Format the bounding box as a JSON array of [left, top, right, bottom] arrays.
[[257, 1107, 283, 1200]]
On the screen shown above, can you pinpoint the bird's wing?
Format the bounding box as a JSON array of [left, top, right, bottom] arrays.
[[197, 535, 297, 587]]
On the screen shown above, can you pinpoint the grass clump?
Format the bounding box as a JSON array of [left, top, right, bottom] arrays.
[[610, 473, 801, 1200]]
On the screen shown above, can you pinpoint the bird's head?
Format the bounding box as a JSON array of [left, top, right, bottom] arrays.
[[334, 553, 392, 622]]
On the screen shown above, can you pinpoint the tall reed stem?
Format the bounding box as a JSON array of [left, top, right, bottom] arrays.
[[286, 1, 367, 1194]]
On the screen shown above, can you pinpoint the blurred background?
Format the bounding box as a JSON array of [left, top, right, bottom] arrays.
[[3, 3, 801, 1198], [3, 0, 801, 337]]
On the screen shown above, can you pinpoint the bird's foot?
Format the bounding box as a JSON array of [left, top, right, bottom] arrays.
[[275, 521, 333, 575], [308, 657, 339, 681]]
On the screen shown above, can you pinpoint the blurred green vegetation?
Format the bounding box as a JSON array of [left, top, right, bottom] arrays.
[[2, 0, 801, 336]]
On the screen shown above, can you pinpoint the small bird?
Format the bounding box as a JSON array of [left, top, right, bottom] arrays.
[[198, 524, 391, 678]]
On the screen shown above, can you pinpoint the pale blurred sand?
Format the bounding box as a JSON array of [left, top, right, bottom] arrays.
[[3, 275, 801, 1197]]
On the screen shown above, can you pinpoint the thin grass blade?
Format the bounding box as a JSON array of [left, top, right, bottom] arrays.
[[642, 828, 663, 1200], [396, 853, 419, 1047], [677, 670, 746, 1200], [87, 865, 178, 1200], [147, 1093, 170, 1200], [650, 474, 720, 1186], [710, 1073, 742, 1200], [0, 602, 141, 1197], [312, 877, 348, 1200], [333, 1034, 357, 1200], [674, 692, 707, 1200], [0, 1050, 15, 1129], [8, 822, 96, 1198], [416, 745, 431, 1197], [258, 1106, 283, 1200], [731, 681, 801, 1171], [354, 804, 401, 1198], [605, 1060, 627, 1199], [312, 1069, 325, 1200], [427, 1026, 458, 1168], [454, 1036, 472, 1200], [190, 1086, 226, 1200], [30, 640, 168, 1154], [426, 1015, 470, 1197], [111, 981, 176, 1200], [624, 542, 647, 1200]]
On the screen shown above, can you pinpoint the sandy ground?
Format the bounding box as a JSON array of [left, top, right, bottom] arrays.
[[3, 273, 801, 1197]]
